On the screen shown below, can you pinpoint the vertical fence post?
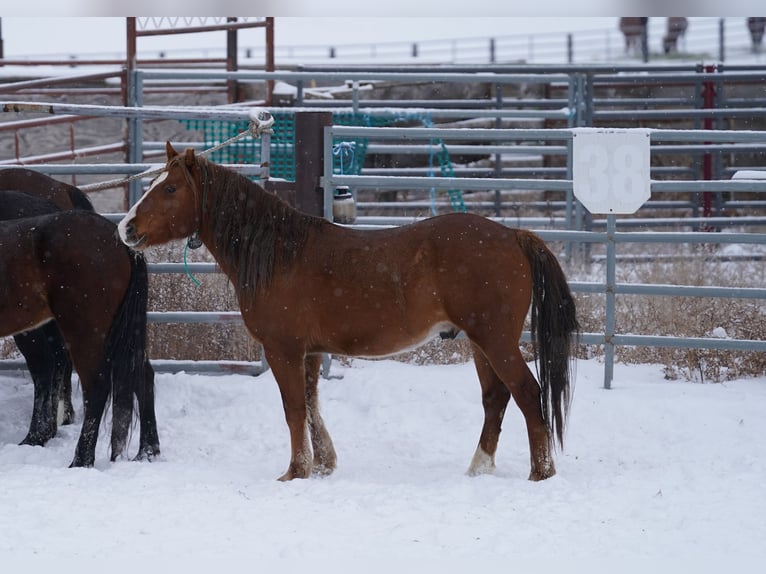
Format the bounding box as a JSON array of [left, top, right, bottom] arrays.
[[702, 64, 716, 221], [494, 82, 502, 216], [226, 17, 238, 104], [126, 70, 144, 208], [294, 111, 332, 218], [719, 18, 725, 62], [264, 17, 275, 105], [295, 65, 304, 106], [641, 21, 649, 63], [323, 125, 335, 221], [567, 33, 573, 63], [125, 18, 140, 210], [603, 214, 617, 389]]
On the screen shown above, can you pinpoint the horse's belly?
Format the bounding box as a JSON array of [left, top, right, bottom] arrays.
[[0, 256, 51, 336], [0, 303, 52, 338], [341, 321, 456, 359]]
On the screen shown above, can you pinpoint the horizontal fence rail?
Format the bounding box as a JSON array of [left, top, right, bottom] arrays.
[[322, 124, 766, 388], [2, 65, 766, 386]]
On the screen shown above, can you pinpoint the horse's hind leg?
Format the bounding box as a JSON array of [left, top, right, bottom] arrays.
[[14, 329, 59, 446], [110, 369, 133, 461], [305, 354, 337, 476], [467, 343, 511, 476], [135, 359, 160, 461], [70, 369, 111, 468], [474, 341, 555, 481], [49, 328, 75, 426]]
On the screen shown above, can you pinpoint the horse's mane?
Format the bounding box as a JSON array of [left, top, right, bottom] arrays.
[[195, 154, 323, 298]]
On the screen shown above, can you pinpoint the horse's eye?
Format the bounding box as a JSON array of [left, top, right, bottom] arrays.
[[165, 185, 176, 194]]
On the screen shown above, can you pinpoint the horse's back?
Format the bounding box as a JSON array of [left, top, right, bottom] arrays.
[[1, 209, 125, 275], [269, 212, 534, 356], [36, 210, 121, 256], [344, 212, 525, 271], [0, 189, 62, 220], [0, 168, 93, 211]]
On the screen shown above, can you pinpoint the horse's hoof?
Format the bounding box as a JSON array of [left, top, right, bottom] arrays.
[[277, 464, 311, 481], [133, 446, 160, 462], [312, 463, 335, 477], [19, 434, 50, 447], [59, 401, 76, 426], [528, 468, 556, 481], [466, 447, 496, 476]]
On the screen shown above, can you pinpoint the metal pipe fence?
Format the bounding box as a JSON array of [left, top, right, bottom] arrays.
[[2, 66, 766, 385], [323, 124, 766, 388]]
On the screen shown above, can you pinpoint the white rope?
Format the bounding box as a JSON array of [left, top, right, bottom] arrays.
[[79, 108, 275, 192]]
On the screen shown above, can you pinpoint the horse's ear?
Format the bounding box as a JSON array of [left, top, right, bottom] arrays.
[[184, 147, 196, 167], [165, 141, 179, 160]]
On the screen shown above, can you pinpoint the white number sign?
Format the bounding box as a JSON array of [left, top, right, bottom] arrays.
[[572, 129, 651, 214]]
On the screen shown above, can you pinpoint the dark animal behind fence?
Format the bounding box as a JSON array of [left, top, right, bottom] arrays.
[[748, 17, 765, 52], [619, 17, 648, 55], [119, 143, 579, 482], [663, 17, 688, 54], [0, 193, 159, 466]]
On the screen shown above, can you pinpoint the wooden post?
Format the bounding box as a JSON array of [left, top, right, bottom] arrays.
[[226, 17, 238, 103], [294, 112, 332, 217], [265, 17, 275, 105]]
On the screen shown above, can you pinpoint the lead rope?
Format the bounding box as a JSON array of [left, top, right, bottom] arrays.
[[79, 108, 275, 192], [183, 241, 202, 287]]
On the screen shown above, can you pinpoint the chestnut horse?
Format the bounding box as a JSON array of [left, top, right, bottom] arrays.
[[0, 193, 159, 466], [119, 142, 579, 481]]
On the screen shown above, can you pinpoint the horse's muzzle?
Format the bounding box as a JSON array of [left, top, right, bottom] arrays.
[[117, 218, 146, 249]]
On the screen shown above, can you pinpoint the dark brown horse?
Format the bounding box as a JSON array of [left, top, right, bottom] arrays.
[[119, 142, 579, 481], [0, 168, 94, 442], [0, 167, 94, 211], [0, 196, 159, 466]]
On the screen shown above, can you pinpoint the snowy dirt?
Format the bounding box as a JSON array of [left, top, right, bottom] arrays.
[[1, 358, 764, 569]]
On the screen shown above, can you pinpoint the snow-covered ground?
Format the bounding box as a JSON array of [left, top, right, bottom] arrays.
[[1, 357, 764, 569]]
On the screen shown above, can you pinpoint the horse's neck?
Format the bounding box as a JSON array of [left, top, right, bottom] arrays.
[[196, 165, 304, 297]]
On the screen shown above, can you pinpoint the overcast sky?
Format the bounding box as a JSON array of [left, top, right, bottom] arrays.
[[0, 17, 627, 57], [0, 0, 749, 18]]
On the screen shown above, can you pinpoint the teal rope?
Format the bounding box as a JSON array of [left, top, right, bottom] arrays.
[[183, 242, 202, 287]]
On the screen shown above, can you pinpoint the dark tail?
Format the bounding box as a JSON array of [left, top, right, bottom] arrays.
[[517, 229, 580, 449], [67, 187, 95, 211], [103, 249, 153, 459]]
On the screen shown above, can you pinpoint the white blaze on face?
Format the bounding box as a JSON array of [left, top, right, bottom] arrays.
[[117, 171, 168, 243]]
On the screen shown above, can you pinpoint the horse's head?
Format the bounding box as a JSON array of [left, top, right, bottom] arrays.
[[118, 142, 202, 250]]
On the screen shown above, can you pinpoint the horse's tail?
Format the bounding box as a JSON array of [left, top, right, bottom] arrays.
[[67, 187, 95, 211], [104, 249, 152, 459], [517, 229, 580, 449]]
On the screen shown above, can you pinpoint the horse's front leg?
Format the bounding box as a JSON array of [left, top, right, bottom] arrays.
[[265, 346, 313, 481]]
